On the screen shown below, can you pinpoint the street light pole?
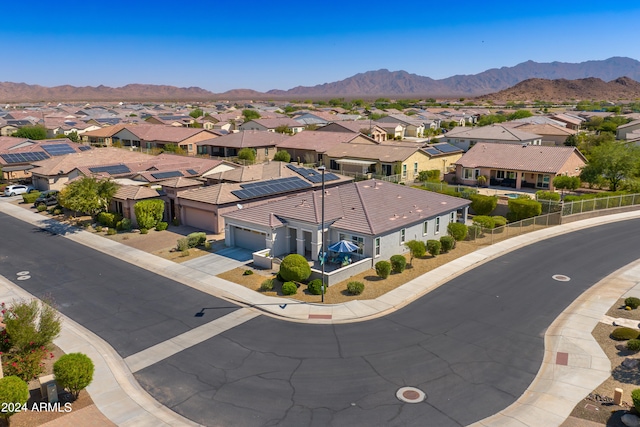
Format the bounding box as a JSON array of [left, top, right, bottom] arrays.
[[319, 165, 326, 303]]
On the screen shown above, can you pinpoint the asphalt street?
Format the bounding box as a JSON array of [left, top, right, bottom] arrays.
[[2, 210, 640, 426]]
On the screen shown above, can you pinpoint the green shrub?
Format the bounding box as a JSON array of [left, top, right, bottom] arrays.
[[375, 261, 391, 279], [117, 218, 132, 231], [187, 232, 207, 248], [469, 194, 497, 215], [347, 281, 365, 295], [628, 339, 640, 352], [177, 237, 189, 251], [53, 353, 94, 400], [426, 239, 441, 256], [97, 211, 122, 228], [36, 203, 46, 212], [405, 240, 426, 264], [238, 147, 257, 163], [0, 376, 29, 423], [95, 225, 103, 232], [273, 150, 291, 162], [625, 297, 640, 309], [307, 279, 324, 295], [632, 389, 640, 413], [282, 281, 298, 295], [508, 198, 542, 221], [440, 235, 455, 252], [140, 228, 148, 234], [107, 228, 117, 235], [611, 327, 640, 341], [260, 279, 274, 292], [390, 255, 407, 273], [472, 215, 496, 229], [466, 224, 483, 240], [180, 249, 190, 257], [279, 254, 311, 282], [2, 300, 61, 353], [134, 199, 165, 229], [447, 222, 468, 241], [243, 269, 254, 276], [536, 190, 560, 201], [2, 347, 48, 381], [22, 191, 41, 204], [204, 241, 212, 250], [155, 221, 168, 231], [53, 208, 62, 215], [492, 216, 507, 227]]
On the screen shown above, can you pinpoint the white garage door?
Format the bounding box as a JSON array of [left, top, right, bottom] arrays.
[[183, 207, 215, 232], [234, 227, 266, 251]]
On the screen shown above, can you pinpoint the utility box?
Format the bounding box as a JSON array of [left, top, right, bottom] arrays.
[[39, 374, 59, 403]]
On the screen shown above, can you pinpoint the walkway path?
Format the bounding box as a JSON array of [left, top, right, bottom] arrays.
[[2, 195, 640, 426]]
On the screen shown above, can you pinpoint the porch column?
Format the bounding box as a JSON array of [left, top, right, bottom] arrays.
[[515, 172, 522, 189], [296, 230, 304, 256], [225, 224, 233, 246], [311, 229, 322, 261], [265, 232, 274, 252]]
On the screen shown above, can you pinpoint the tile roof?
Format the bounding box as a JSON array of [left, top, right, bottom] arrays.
[[113, 185, 161, 200], [324, 142, 420, 162], [275, 131, 370, 152], [156, 177, 202, 188], [123, 124, 215, 143], [454, 143, 586, 173], [444, 125, 541, 141], [81, 124, 131, 137], [243, 118, 302, 128], [223, 181, 470, 235], [196, 131, 290, 148]]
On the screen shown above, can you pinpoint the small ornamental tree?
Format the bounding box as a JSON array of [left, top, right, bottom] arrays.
[[469, 194, 497, 215], [553, 175, 581, 196], [273, 150, 291, 162], [238, 148, 256, 163], [404, 240, 426, 265], [2, 300, 61, 354], [134, 199, 165, 230], [279, 254, 311, 282], [53, 353, 95, 400], [447, 222, 468, 241], [426, 240, 441, 257], [0, 376, 29, 424]]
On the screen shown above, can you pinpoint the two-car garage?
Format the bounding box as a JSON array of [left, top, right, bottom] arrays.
[[230, 226, 267, 252]]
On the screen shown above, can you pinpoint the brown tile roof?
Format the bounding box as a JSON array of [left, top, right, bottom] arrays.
[[454, 143, 586, 173], [275, 131, 369, 152], [31, 148, 156, 176], [508, 123, 577, 137], [113, 185, 161, 200], [223, 181, 470, 235], [244, 118, 302, 128], [156, 177, 202, 188], [324, 142, 420, 162], [81, 124, 131, 137], [196, 131, 290, 148], [444, 125, 541, 141]]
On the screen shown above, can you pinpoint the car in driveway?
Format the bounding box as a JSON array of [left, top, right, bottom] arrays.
[[3, 184, 35, 196], [33, 190, 59, 207]]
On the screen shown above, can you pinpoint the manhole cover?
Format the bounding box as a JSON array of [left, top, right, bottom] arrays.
[[396, 387, 426, 403], [552, 274, 571, 282]]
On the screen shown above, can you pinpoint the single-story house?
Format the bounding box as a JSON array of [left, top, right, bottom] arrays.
[[318, 121, 388, 142], [110, 185, 166, 228], [275, 131, 377, 165], [454, 143, 587, 190], [239, 118, 305, 134], [501, 122, 577, 146], [617, 120, 640, 141], [222, 180, 470, 264], [376, 114, 426, 138], [444, 125, 543, 151], [196, 131, 290, 161]]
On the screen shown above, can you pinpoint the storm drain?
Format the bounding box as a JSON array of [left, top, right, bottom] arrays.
[[396, 387, 426, 403], [552, 274, 571, 282]]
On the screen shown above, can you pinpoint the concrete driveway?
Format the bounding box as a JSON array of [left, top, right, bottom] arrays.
[[180, 246, 253, 274]]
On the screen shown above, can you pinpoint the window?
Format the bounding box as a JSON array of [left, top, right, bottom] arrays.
[[414, 162, 418, 174], [463, 168, 479, 180], [435, 218, 440, 234], [450, 212, 455, 223], [339, 233, 364, 255], [375, 238, 380, 257], [382, 164, 392, 176], [423, 221, 428, 235], [400, 228, 406, 243], [402, 164, 407, 177], [265, 148, 269, 156], [330, 160, 338, 170], [496, 170, 505, 179]]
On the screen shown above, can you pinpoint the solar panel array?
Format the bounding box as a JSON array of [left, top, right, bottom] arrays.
[[151, 171, 183, 180], [423, 147, 441, 156], [286, 164, 340, 183], [78, 145, 92, 151], [88, 165, 131, 175], [231, 176, 312, 200], [0, 152, 50, 164], [431, 143, 460, 153], [186, 169, 198, 175], [42, 144, 76, 156]]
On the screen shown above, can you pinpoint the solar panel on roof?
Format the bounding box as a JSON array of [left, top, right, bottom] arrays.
[[232, 176, 312, 200], [0, 152, 50, 164], [78, 145, 91, 151], [42, 144, 76, 156], [286, 164, 340, 183], [88, 165, 131, 175], [424, 147, 441, 156], [186, 169, 198, 175], [431, 143, 460, 153], [151, 171, 183, 180]]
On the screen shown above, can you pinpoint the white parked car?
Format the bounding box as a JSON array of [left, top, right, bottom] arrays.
[[3, 184, 35, 196]]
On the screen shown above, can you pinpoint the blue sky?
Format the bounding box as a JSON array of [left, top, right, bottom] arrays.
[[2, 1, 639, 93]]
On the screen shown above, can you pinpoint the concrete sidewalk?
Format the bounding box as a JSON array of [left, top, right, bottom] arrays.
[[2, 196, 640, 426]]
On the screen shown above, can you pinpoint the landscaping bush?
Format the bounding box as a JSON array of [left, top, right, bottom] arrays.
[[107, 228, 117, 235], [307, 279, 324, 295], [273, 150, 291, 162], [347, 281, 365, 295], [53, 353, 94, 400], [238, 148, 256, 163], [390, 255, 407, 273], [536, 190, 560, 201], [177, 237, 189, 251], [611, 327, 640, 341], [469, 194, 497, 215], [625, 297, 640, 309], [628, 339, 640, 352], [466, 224, 483, 240], [507, 198, 542, 221], [36, 204, 47, 212], [633, 389, 640, 413], [282, 281, 298, 295], [447, 222, 468, 241], [2, 300, 61, 353], [140, 228, 148, 234], [155, 221, 168, 231], [279, 254, 311, 282], [22, 191, 41, 204], [0, 376, 29, 424], [375, 261, 391, 279], [260, 279, 274, 292], [53, 208, 62, 215], [472, 215, 496, 229], [187, 232, 207, 248], [180, 249, 190, 257], [243, 269, 254, 276], [97, 211, 116, 227], [204, 241, 212, 250], [116, 218, 132, 231], [2, 347, 49, 381], [95, 225, 103, 232], [405, 240, 426, 264], [426, 239, 441, 256], [134, 199, 164, 230], [492, 216, 507, 227], [440, 235, 455, 253]]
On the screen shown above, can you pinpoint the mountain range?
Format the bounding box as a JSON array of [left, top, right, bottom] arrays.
[[1, 57, 639, 102]]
